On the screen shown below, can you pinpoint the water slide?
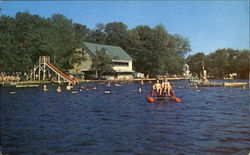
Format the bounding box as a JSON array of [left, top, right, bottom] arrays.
[[46, 62, 75, 83]]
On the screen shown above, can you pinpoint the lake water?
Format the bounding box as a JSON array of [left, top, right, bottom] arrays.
[[1, 80, 250, 154]]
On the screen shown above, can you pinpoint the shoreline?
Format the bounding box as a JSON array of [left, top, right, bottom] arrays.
[[1, 78, 185, 86], [1, 78, 248, 87]]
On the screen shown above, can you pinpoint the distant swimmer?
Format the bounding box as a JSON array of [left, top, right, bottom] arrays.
[[79, 86, 84, 91], [140, 80, 144, 85], [56, 86, 62, 93], [66, 84, 72, 90], [43, 85, 49, 91], [107, 81, 111, 87], [114, 83, 121, 87]]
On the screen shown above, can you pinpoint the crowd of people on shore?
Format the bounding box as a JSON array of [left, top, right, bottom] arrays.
[[0, 72, 21, 83]]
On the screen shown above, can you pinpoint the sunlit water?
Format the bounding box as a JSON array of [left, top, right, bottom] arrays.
[[1, 80, 250, 154]]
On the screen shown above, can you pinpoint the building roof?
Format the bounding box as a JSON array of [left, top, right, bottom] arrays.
[[83, 42, 132, 61]]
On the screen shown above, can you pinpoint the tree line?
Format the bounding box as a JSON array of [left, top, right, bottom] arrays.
[[0, 12, 190, 76], [1, 12, 248, 78], [186, 48, 249, 79]]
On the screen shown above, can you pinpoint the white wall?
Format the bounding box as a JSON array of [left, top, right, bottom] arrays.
[[112, 60, 133, 72]]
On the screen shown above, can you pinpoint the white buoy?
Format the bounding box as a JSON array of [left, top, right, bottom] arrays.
[[138, 88, 142, 93], [104, 90, 111, 94], [243, 85, 246, 90]]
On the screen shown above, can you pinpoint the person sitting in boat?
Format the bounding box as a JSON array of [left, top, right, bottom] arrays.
[[152, 79, 162, 95], [162, 78, 172, 96]]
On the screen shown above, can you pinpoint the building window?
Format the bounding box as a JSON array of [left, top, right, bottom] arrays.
[[113, 62, 129, 66]]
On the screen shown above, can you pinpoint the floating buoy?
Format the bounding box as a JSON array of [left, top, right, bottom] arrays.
[[138, 88, 142, 93], [104, 90, 111, 94], [147, 96, 155, 103], [172, 96, 181, 103]]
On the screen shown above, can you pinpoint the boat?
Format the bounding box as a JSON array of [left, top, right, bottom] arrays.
[[224, 82, 247, 87], [146, 94, 181, 103]]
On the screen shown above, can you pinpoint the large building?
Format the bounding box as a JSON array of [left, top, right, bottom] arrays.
[[70, 42, 134, 80]]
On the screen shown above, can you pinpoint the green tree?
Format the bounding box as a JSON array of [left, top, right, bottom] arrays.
[[0, 12, 87, 73], [91, 48, 114, 79], [166, 56, 185, 75], [186, 52, 206, 77], [104, 22, 129, 48], [168, 34, 191, 57], [236, 50, 249, 78], [0, 11, 192, 77], [86, 23, 106, 44]]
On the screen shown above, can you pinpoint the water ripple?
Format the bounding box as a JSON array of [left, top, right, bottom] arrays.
[[1, 80, 249, 154]]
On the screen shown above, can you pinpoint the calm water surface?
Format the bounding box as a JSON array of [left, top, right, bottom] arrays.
[[1, 80, 250, 154]]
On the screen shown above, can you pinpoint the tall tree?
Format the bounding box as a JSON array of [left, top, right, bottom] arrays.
[[186, 52, 206, 77], [0, 12, 87, 73], [90, 48, 114, 79], [104, 22, 128, 48], [236, 50, 249, 78], [86, 23, 106, 44]]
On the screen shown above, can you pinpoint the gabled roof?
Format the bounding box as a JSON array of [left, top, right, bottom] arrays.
[[83, 42, 132, 61]]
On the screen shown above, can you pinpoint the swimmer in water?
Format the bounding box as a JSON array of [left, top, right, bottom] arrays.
[[56, 86, 62, 92], [43, 85, 49, 91]]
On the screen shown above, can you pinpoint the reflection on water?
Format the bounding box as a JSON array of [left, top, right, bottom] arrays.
[[1, 80, 250, 154]]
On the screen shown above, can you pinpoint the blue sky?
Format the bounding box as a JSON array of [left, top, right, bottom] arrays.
[[1, 1, 249, 55]]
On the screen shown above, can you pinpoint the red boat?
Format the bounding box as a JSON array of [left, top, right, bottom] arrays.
[[146, 91, 181, 103]]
